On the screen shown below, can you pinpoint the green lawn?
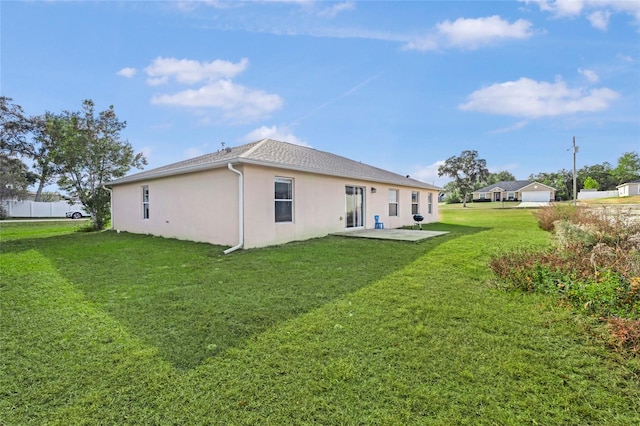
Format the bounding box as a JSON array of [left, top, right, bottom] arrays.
[[1, 210, 639, 425]]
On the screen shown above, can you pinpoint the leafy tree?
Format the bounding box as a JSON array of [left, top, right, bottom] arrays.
[[0, 97, 35, 157], [1, 97, 60, 201], [438, 150, 489, 207], [0, 154, 36, 218], [583, 176, 600, 190], [612, 152, 640, 185], [48, 100, 146, 230], [485, 170, 516, 186], [577, 162, 615, 191]]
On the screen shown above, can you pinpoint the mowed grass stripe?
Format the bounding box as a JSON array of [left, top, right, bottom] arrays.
[[0, 250, 175, 425]]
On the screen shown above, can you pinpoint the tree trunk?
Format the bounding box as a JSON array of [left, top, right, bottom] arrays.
[[34, 178, 46, 202]]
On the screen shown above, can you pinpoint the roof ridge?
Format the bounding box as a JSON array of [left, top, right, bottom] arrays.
[[239, 138, 269, 158]]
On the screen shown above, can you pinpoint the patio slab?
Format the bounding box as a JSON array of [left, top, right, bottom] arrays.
[[333, 228, 449, 242]]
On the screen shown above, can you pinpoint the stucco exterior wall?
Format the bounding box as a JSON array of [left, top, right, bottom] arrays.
[[111, 168, 239, 246], [241, 165, 439, 248], [111, 164, 439, 250]]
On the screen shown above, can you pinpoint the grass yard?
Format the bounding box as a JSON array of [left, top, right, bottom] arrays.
[[1, 209, 639, 425]]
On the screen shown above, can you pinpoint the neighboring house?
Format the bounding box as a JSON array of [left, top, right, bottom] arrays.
[[471, 180, 556, 203], [106, 139, 441, 251], [617, 179, 640, 197]]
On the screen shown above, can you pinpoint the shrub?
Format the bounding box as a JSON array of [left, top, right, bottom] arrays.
[[534, 203, 585, 231], [607, 317, 640, 355], [493, 203, 640, 355]]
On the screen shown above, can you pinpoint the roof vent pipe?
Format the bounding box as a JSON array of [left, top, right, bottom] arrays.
[[223, 163, 244, 254]]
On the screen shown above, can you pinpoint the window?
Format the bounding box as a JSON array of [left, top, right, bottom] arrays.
[[411, 191, 419, 215], [142, 185, 149, 219], [479, 193, 486, 200], [428, 193, 433, 214], [507, 192, 515, 201], [275, 177, 293, 222], [389, 189, 398, 217]]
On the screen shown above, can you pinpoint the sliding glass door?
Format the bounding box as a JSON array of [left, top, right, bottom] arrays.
[[345, 186, 364, 228]]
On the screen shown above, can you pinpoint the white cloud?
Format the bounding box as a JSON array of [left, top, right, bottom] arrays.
[[151, 80, 283, 122], [144, 57, 249, 86], [459, 77, 620, 118], [116, 67, 137, 78], [243, 125, 309, 146], [139, 56, 282, 123], [404, 15, 534, 51], [588, 10, 611, 30], [525, 0, 640, 28], [578, 68, 599, 83], [490, 120, 530, 134], [317, 1, 355, 18], [409, 160, 447, 187]]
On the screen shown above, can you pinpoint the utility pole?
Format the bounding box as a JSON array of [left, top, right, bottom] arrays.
[[572, 136, 579, 204]]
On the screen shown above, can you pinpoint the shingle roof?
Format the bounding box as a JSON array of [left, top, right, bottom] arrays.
[[107, 139, 440, 190], [473, 180, 532, 193]]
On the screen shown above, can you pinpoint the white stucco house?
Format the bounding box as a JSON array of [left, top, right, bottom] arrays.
[[106, 139, 441, 252], [471, 180, 556, 203], [617, 180, 640, 197]]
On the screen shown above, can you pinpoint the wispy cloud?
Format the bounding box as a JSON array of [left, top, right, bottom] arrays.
[[490, 120, 530, 134], [243, 125, 309, 146], [116, 67, 137, 78], [409, 160, 447, 187], [578, 68, 599, 83], [459, 76, 620, 118], [290, 72, 383, 126], [524, 0, 640, 30]]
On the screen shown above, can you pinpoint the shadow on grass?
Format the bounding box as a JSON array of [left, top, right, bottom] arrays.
[[1, 222, 487, 370]]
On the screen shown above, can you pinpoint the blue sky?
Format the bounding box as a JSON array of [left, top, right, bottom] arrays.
[[2, 0, 639, 187]]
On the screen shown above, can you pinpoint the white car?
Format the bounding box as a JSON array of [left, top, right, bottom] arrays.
[[66, 209, 90, 219]]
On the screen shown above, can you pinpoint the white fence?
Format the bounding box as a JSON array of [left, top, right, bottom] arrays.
[[577, 190, 619, 200], [1, 200, 87, 218]]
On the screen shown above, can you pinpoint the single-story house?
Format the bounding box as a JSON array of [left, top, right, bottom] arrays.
[[471, 180, 556, 202], [617, 180, 640, 197], [106, 139, 441, 252]]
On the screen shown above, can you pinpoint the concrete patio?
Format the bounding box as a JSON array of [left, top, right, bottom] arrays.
[[333, 228, 449, 242]]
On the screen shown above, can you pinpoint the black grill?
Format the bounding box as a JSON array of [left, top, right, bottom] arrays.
[[413, 214, 424, 230]]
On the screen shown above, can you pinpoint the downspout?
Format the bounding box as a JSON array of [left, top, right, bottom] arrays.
[[223, 163, 244, 254], [103, 185, 114, 230]]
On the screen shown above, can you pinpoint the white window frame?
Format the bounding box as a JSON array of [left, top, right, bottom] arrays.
[[274, 177, 293, 223], [411, 191, 419, 215], [142, 185, 149, 219], [428, 192, 433, 214], [389, 189, 399, 217]]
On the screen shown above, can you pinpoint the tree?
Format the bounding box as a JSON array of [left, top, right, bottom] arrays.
[[0, 154, 36, 218], [438, 150, 489, 207], [48, 100, 146, 230], [1, 98, 60, 201], [577, 162, 615, 191], [485, 170, 516, 186], [583, 176, 600, 190], [0, 96, 35, 157], [612, 152, 640, 185]]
